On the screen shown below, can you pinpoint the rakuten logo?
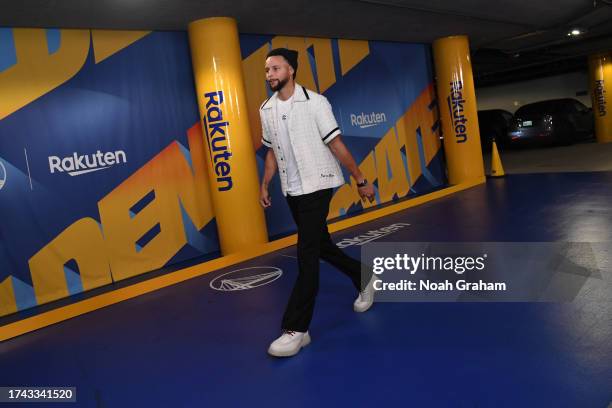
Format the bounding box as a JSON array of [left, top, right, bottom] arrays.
[[595, 79, 607, 117], [350, 112, 387, 129], [48, 150, 127, 176], [447, 80, 468, 143]]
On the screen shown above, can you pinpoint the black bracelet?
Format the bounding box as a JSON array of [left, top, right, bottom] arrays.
[[356, 179, 368, 188]]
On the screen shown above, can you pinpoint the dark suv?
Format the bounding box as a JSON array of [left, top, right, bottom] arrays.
[[508, 98, 593, 146]]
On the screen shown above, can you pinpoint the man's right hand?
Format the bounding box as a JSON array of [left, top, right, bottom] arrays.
[[260, 185, 272, 208]]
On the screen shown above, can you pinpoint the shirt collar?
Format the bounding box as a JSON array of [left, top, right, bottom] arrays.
[[263, 83, 309, 110]]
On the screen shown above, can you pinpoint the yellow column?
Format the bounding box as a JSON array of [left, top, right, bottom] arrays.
[[588, 52, 612, 143], [188, 17, 268, 254], [432, 35, 485, 184]]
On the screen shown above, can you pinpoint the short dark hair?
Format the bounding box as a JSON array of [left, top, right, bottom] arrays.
[[266, 48, 298, 79]]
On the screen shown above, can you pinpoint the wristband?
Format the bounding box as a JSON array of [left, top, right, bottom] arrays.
[[356, 178, 368, 188]]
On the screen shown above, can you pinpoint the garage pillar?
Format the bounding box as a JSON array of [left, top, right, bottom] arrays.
[[432, 35, 485, 185], [187, 17, 268, 254], [588, 52, 612, 144]]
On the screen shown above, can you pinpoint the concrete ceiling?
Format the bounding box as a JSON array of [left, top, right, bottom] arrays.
[[2, 0, 612, 86]]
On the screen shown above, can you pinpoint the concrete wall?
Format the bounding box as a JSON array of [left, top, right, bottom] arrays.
[[476, 71, 591, 113]]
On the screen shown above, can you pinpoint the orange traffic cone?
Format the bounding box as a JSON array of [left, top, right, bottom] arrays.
[[490, 140, 506, 177]]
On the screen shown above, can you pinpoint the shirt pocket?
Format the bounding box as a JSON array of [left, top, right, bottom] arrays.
[[317, 165, 340, 185]]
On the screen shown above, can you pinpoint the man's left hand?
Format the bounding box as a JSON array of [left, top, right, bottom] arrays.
[[358, 183, 375, 203]]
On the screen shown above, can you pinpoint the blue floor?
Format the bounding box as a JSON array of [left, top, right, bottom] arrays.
[[1, 172, 611, 407]]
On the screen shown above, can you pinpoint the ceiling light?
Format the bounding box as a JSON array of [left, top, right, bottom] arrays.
[[568, 29, 582, 37]]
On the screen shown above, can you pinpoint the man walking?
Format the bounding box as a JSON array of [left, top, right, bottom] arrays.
[[259, 48, 378, 357]]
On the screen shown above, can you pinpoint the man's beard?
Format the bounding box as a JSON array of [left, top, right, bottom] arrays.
[[268, 77, 289, 92]]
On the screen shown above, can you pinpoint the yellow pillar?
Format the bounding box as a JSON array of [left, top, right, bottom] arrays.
[[588, 52, 612, 143], [187, 17, 268, 254], [432, 35, 485, 185]]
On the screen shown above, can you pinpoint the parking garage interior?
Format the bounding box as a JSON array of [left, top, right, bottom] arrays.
[[0, 1, 611, 406]]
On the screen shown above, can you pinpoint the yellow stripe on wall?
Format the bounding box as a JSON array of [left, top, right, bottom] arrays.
[[338, 39, 370, 76], [91, 30, 151, 64], [0, 277, 17, 317]]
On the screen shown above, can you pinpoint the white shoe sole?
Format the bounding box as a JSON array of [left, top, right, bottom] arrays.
[[267, 333, 311, 357], [354, 275, 377, 313], [353, 301, 373, 313]]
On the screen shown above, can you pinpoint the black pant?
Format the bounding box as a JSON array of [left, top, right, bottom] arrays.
[[281, 188, 369, 332]]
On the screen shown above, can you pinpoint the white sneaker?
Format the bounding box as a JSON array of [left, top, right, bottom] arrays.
[[267, 330, 311, 357], [353, 274, 378, 313]]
